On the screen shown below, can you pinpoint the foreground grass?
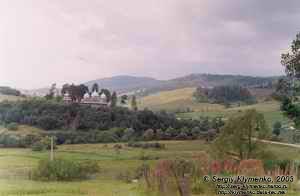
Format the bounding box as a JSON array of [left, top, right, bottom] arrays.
[[0, 140, 299, 195], [0, 179, 143, 196]]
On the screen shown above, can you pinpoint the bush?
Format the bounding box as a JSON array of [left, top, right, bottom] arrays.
[[96, 131, 119, 143], [6, 122, 18, 131], [128, 142, 165, 149], [143, 129, 154, 141], [32, 159, 100, 181], [116, 171, 133, 183], [121, 128, 135, 142], [31, 141, 45, 151], [31, 136, 57, 151], [272, 121, 282, 136], [0, 134, 20, 147], [37, 116, 63, 130]]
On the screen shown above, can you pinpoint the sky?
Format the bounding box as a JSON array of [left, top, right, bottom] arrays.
[[0, 0, 299, 89]]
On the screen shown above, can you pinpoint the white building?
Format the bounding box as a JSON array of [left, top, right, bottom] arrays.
[[63, 90, 109, 107]]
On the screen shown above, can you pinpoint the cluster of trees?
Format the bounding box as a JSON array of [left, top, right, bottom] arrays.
[[61, 83, 115, 103], [0, 99, 224, 145], [193, 85, 256, 105], [32, 158, 100, 181], [0, 86, 21, 96], [279, 33, 300, 128], [202, 74, 275, 88], [46, 82, 135, 109], [214, 109, 269, 160]]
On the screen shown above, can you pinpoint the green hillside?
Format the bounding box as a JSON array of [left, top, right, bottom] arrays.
[[139, 87, 225, 112], [139, 87, 288, 127]]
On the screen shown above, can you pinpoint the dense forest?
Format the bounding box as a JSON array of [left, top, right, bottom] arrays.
[[193, 85, 256, 104], [0, 99, 224, 146]]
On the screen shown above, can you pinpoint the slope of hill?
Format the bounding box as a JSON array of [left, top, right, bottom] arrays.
[[23, 73, 280, 96], [139, 87, 287, 127], [139, 87, 225, 112], [84, 75, 165, 94], [85, 74, 279, 95], [168, 74, 278, 89]]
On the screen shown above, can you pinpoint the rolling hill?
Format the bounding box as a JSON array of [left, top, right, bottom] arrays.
[[139, 87, 287, 127], [84, 74, 278, 95], [85, 75, 165, 94], [22, 73, 280, 96]]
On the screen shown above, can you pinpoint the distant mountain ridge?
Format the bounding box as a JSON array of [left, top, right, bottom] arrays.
[[85, 75, 165, 94], [21, 73, 281, 96], [84, 74, 280, 95]]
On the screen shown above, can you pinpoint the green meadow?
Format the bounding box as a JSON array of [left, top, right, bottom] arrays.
[[0, 140, 299, 196], [139, 88, 288, 127]]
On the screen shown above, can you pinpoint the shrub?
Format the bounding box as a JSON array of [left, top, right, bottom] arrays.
[[273, 121, 282, 136], [143, 129, 154, 141], [116, 171, 133, 183], [138, 151, 152, 161], [0, 134, 20, 147], [6, 122, 18, 131], [31, 141, 45, 151], [31, 136, 57, 151], [41, 136, 57, 150], [96, 131, 119, 143], [22, 134, 41, 147], [121, 128, 135, 142], [37, 115, 63, 130], [128, 142, 165, 149], [32, 159, 100, 181]]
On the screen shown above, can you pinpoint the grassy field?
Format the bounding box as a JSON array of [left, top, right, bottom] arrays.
[[139, 87, 288, 127], [0, 94, 24, 102], [139, 88, 225, 112], [0, 141, 299, 195], [178, 100, 289, 127]]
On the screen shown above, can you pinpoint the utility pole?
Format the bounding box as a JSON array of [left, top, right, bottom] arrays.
[[50, 136, 54, 161]]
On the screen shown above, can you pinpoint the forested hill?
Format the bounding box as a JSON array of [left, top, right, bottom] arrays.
[[24, 74, 280, 96], [166, 74, 279, 89], [85, 75, 165, 94], [84, 74, 279, 95]]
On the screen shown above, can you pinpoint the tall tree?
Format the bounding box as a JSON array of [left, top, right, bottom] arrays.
[[281, 33, 300, 80], [45, 83, 56, 100], [92, 83, 99, 92], [100, 89, 111, 102], [121, 95, 128, 105], [78, 84, 89, 100], [131, 95, 138, 111], [111, 92, 117, 107], [61, 83, 70, 95], [214, 109, 269, 160], [61, 84, 89, 101], [279, 32, 300, 127]]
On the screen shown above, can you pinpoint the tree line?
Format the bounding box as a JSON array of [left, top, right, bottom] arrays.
[[193, 85, 256, 105], [0, 99, 224, 146], [0, 86, 21, 96]]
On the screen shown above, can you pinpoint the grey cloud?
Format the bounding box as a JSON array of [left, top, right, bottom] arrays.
[[0, 0, 299, 88]]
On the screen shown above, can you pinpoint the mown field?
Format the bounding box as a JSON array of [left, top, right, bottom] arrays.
[[139, 88, 225, 112], [0, 140, 299, 196], [139, 87, 288, 127], [0, 94, 24, 102]]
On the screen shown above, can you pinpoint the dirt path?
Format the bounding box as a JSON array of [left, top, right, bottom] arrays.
[[258, 139, 300, 149]]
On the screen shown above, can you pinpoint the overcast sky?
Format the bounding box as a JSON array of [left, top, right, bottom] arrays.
[[0, 0, 299, 89]]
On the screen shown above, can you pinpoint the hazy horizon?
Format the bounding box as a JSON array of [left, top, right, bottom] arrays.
[[1, 0, 299, 89]]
